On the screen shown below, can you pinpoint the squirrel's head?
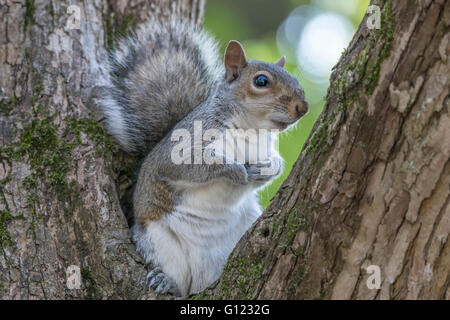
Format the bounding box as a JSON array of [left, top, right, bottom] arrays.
[[224, 40, 308, 131]]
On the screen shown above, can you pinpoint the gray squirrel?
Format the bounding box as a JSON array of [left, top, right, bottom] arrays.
[[100, 17, 308, 296]]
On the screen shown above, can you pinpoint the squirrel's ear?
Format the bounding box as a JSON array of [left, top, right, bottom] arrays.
[[224, 40, 247, 82], [275, 56, 286, 68]]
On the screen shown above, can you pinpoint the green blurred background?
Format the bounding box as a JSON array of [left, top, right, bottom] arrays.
[[204, 0, 370, 208]]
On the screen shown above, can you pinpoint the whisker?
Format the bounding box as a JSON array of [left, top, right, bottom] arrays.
[[241, 102, 291, 116], [245, 102, 286, 110]]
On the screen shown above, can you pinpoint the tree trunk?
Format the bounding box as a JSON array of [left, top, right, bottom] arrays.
[[202, 0, 450, 300], [0, 0, 205, 299]]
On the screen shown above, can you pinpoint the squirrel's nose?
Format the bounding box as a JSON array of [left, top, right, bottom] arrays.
[[294, 101, 309, 119]]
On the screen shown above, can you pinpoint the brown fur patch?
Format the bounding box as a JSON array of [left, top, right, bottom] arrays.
[[279, 94, 292, 103], [135, 179, 174, 224]]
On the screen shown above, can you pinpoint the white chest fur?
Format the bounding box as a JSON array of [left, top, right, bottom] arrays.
[[133, 182, 262, 296]]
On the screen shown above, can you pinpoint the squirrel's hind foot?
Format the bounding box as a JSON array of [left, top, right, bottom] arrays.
[[147, 267, 181, 296]]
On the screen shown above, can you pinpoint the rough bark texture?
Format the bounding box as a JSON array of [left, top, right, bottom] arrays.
[[201, 0, 450, 300], [0, 0, 205, 299]]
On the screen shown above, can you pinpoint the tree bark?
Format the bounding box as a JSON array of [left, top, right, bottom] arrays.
[[202, 0, 450, 300], [0, 0, 205, 299]]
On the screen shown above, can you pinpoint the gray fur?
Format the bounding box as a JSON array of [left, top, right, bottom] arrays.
[[101, 18, 222, 154]]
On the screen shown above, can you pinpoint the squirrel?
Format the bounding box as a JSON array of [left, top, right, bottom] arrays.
[[100, 17, 308, 297]]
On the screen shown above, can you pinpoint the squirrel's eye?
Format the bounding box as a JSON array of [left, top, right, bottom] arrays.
[[254, 75, 269, 87]]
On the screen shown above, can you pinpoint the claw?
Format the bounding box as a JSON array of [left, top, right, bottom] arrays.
[[148, 273, 165, 288], [146, 267, 180, 296], [155, 279, 170, 293], [146, 267, 162, 279]]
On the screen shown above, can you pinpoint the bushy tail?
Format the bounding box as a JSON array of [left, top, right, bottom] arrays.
[[100, 18, 223, 155]]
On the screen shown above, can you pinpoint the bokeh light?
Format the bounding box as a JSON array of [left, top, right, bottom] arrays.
[[277, 4, 355, 82], [296, 12, 354, 80]]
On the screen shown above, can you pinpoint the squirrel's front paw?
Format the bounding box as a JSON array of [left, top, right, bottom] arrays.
[[227, 163, 249, 185], [147, 267, 180, 296], [246, 159, 281, 182]]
